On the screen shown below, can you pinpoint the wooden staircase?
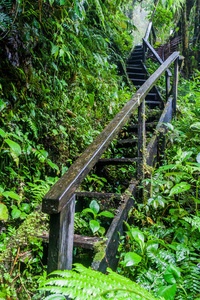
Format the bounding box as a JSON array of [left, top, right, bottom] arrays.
[[42, 16, 180, 274], [126, 45, 164, 109]]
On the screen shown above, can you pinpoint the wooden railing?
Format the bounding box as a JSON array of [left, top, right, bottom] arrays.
[[42, 51, 180, 273], [143, 21, 173, 104]]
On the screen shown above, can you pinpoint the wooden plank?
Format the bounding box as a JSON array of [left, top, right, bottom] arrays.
[[146, 97, 173, 166], [97, 157, 138, 166], [143, 39, 172, 77], [92, 180, 137, 272], [137, 100, 146, 200], [76, 192, 121, 200], [173, 58, 179, 115], [73, 235, 102, 249], [47, 195, 75, 274], [42, 52, 179, 214]]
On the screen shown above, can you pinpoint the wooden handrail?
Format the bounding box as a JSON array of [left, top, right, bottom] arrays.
[[143, 38, 172, 77], [42, 51, 179, 215]]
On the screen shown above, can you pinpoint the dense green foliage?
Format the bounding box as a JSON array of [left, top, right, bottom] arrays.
[[0, 0, 135, 298], [0, 0, 200, 299], [116, 74, 200, 300], [37, 73, 200, 300], [39, 263, 161, 300]]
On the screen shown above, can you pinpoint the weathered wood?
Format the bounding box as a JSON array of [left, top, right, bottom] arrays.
[[143, 39, 172, 77], [76, 192, 121, 200], [92, 180, 137, 272], [38, 234, 103, 250], [116, 138, 138, 146], [97, 157, 138, 166], [173, 58, 179, 115], [42, 52, 179, 215], [165, 71, 171, 101], [47, 195, 75, 274], [73, 235, 102, 249], [146, 97, 173, 166], [124, 122, 156, 131], [137, 100, 145, 200]]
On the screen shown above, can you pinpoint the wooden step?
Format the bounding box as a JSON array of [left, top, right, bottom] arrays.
[[97, 157, 138, 166], [127, 72, 147, 79], [146, 100, 162, 107], [128, 59, 142, 64], [146, 93, 158, 100], [116, 139, 138, 147], [135, 45, 143, 49], [131, 54, 143, 59], [130, 78, 146, 85], [126, 66, 143, 71], [76, 191, 121, 200], [124, 122, 156, 131]]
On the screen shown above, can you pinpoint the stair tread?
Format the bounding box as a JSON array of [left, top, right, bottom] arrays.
[[127, 72, 146, 75], [97, 157, 139, 165], [76, 191, 121, 199]]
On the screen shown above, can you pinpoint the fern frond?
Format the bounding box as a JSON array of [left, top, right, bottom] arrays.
[[92, 0, 105, 28], [183, 215, 200, 232], [41, 264, 161, 300]]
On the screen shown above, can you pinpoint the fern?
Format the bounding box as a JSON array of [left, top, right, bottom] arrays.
[[183, 215, 200, 232], [40, 264, 162, 300], [92, 0, 105, 28]]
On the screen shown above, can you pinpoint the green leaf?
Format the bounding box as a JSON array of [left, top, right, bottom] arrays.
[[11, 206, 21, 219], [81, 208, 96, 218], [124, 252, 142, 267], [0, 128, 6, 138], [157, 284, 177, 300], [3, 191, 21, 202], [98, 211, 114, 218], [51, 44, 59, 56], [170, 182, 191, 196], [44, 294, 65, 300], [4, 138, 21, 156], [47, 160, 60, 174], [190, 122, 200, 131], [89, 200, 99, 214], [164, 264, 181, 284], [0, 203, 8, 221], [49, 0, 54, 6], [89, 220, 100, 233], [0, 99, 6, 111]]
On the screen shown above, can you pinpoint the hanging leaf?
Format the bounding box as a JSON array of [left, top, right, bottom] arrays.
[[4, 139, 21, 156], [47, 160, 60, 174], [170, 182, 191, 196], [11, 206, 21, 219], [164, 264, 181, 284], [89, 200, 100, 214], [124, 252, 142, 267], [157, 284, 177, 300], [0, 128, 6, 138], [3, 191, 21, 202], [0, 203, 8, 221], [89, 220, 100, 233], [98, 211, 115, 218]]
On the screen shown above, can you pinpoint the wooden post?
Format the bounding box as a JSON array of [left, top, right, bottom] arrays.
[[173, 58, 179, 116], [47, 195, 75, 274], [143, 39, 146, 61], [137, 99, 146, 201], [165, 72, 171, 102]]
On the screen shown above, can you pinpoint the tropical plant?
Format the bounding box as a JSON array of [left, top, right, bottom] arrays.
[[39, 263, 161, 300]]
